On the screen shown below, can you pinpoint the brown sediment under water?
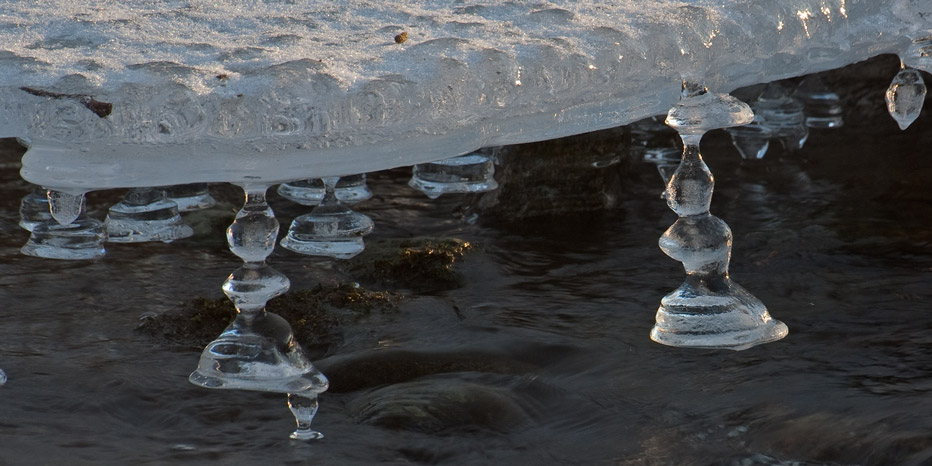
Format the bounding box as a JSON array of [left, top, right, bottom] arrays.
[[0, 90, 931, 464]]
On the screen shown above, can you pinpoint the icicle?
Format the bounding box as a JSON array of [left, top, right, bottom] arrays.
[[752, 83, 809, 152], [47, 189, 85, 226], [726, 121, 773, 160], [287, 392, 324, 440], [280, 176, 374, 259], [793, 74, 844, 128], [21, 188, 106, 260], [408, 153, 498, 199], [279, 174, 372, 206], [886, 59, 927, 130], [189, 183, 329, 439], [651, 81, 788, 350], [164, 183, 217, 212], [105, 187, 193, 243], [18, 186, 52, 232]]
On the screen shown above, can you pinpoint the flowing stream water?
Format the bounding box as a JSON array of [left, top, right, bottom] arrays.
[[0, 97, 930, 465]]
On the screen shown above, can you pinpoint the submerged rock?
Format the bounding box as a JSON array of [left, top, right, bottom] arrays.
[[347, 376, 532, 433], [315, 348, 536, 393], [136, 282, 399, 351], [341, 237, 472, 292]]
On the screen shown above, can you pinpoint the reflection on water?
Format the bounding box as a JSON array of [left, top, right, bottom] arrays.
[[1, 105, 931, 465]]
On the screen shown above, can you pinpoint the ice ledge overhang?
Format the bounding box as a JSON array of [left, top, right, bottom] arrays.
[[0, 0, 929, 191]]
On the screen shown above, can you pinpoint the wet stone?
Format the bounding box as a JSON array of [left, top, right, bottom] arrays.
[[340, 237, 472, 293], [136, 283, 400, 352], [346, 376, 531, 433], [314, 348, 537, 393]]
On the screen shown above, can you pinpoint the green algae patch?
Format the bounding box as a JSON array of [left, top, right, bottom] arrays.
[[137, 283, 400, 350], [342, 237, 473, 292]]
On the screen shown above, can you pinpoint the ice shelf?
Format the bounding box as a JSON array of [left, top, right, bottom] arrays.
[[1, 0, 929, 191]]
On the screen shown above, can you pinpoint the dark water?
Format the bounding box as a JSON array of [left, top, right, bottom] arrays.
[[1, 105, 931, 465]]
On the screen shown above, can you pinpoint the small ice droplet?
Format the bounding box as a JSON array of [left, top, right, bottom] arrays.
[[885, 66, 927, 130], [47, 190, 85, 225]]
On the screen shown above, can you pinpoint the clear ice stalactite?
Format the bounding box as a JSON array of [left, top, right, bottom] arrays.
[[408, 153, 499, 199], [886, 59, 927, 130], [751, 83, 809, 152], [288, 392, 324, 440], [278, 174, 372, 206], [19, 186, 53, 232], [21, 189, 106, 260], [105, 187, 193, 243], [164, 183, 217, 212], [280, 176, 374, 259], [793, 74, 844, 129], [651, 82, 788, 351], [632, 118, 682, 196], [725, 122, 773, 160], [189, 185, 329, 439]]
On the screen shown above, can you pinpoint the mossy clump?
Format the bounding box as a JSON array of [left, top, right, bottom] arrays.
[[344, 237, 473, 292], [137, 283, 400, 351]]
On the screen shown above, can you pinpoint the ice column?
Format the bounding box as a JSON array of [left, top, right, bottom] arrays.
[[651, 83, 788, 351], [105, 187, 193, 243], [164, 183, 217, 212], [278, 174, 372, 206], [408, 153, 498, 199], [21, 189, 106, 260], [280, 176, 374, 259], [189, 185, 329, 439]]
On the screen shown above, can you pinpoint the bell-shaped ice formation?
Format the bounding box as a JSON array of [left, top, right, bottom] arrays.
[[793, 75, 844, 128], [409, 153, 498, 199], [21, 190, 106, 260], [190, 185, 329, 438], [885, 65, 927, 130], [164, 183, 217, 212], [105, 187, 193, 243], [752, 83, 809, 152], [280, 177, 374, 259], [652, 83, 788, 351], [726, 122, 773, 160], [19, 187, 53, 232], [278, 174, 372, 206]]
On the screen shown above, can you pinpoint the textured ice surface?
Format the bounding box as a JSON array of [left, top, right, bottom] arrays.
[[1, 1, 929, 190]]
